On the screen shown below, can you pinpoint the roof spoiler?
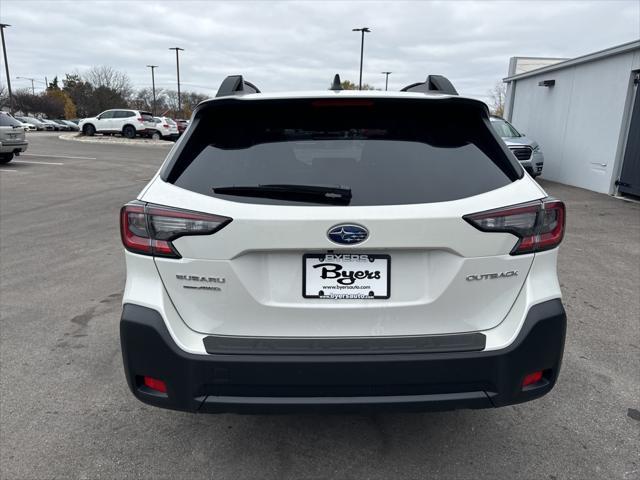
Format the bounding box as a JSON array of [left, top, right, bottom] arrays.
[[216, 75, 261, 97], [400, 75, 458, 95]]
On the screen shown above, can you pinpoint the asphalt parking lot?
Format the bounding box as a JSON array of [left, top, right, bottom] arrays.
[[1, 132, 639, 480]]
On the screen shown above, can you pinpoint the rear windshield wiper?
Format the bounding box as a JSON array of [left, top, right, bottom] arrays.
[[213, 184, 352, 205]]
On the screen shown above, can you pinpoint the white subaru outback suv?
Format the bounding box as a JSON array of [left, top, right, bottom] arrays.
[[80, 109, 156, 139], [119, 75, 566, 414]]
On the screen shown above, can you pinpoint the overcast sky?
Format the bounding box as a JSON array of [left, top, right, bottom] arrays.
[[1, 0, 639, 103]]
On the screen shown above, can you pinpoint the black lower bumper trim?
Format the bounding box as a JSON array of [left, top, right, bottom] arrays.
[[203, 332, 486, 355], [120, 299, 566, 413], [197, 391, 492, 414]]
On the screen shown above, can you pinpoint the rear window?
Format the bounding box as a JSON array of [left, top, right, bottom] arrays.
[[140, 112, 154, 122], [164, 98, 521, 206], [0, 114, 23, 127]]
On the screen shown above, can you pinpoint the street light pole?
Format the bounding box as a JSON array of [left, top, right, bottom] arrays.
[[16, 76, 35, 95], [352, 27, 371, 90], [381, 71, 392, 91], [0, 23, 13, 113], [146, 65, 158, 115], [169, 47, 184, 115]]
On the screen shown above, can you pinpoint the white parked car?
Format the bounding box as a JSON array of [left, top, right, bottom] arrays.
[[79, 109, 156, 139], [11, 116, 34, 131], [119, 75, 567, 414], [16, 116, 46, 131], [150, 116, 179, 140], [39, 119, 64, 131]]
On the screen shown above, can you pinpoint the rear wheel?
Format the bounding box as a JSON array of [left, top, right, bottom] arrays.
[[0, 153, 14, 164], [123, 125, 136, 139], [151, 131, 161, 141], [83, 124, 95, 136]]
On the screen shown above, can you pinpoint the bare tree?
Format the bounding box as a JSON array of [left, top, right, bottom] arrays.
[[489, 81, 507, 117], [163, 89, 180, 115], [129, 87, 167, 113], [0, 84, 7, 110], [84, 65, 133, 99]]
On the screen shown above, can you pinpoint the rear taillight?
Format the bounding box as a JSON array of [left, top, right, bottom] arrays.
[[464, 197, 565, 255], [163, 124, 169, 128], [120, 202, 231, 259], [137, 117, 144, 122]]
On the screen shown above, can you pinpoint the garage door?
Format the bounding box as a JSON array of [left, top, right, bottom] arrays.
[[618, 73, 640, 197]]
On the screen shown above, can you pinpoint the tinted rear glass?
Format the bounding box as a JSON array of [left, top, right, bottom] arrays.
[[0, 114, 22, 127], [165, 98, 520, 206]]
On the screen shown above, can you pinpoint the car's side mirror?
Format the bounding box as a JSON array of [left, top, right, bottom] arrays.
[[96, 115, 102, 120]]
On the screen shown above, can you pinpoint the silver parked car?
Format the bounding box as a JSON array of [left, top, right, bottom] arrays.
[[490, 116, 544, 178], [0, 112, 28, 164], [60, 120, 80, 131], [16, 116, 46, 131], [40, 119, 63, 131]]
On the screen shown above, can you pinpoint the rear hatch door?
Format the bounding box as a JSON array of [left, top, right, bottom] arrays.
[[144, 96, 542, 337]]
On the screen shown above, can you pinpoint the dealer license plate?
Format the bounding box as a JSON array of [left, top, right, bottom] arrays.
[[303, 253, 390, 299]]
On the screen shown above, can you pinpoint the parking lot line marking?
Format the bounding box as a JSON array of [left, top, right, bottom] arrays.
[[22, 153, 96, 160], [13, 160, 65, 166], [0, 169, 18, 172]]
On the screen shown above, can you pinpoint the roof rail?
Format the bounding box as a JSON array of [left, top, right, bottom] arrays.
[[400, 75, 458, 95], [216, 75, 261, 97]]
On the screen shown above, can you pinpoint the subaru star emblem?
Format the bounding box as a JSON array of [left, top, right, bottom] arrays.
[[327, 224, 369, 245]]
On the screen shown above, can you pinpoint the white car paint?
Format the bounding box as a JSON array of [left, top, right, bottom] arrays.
[[151, 116, 179, 139], [79, 109, 156, 137]]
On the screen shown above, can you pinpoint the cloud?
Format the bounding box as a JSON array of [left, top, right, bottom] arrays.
[[2, 0, 639, 104]]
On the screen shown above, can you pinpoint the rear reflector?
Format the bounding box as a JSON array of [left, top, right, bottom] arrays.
[[120, 202, 231, 258], [464, 197, 565, 255], [522, 370, 544, 387], [143, 376, 167, 393]]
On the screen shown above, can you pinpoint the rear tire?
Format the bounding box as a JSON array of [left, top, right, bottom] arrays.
[[151, 131, 161, 141], [0, 153, 14, 164], [123, 125, 136, 139], [83, 124, 95, 136]]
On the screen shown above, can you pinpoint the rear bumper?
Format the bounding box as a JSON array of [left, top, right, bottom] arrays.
[[0, 142, 28, 154], [120, 299, 566, 414]]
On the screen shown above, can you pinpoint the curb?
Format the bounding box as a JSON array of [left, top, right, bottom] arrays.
[[58, 133, 173, 148]]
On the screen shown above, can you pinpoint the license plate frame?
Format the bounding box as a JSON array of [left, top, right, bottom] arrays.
[[302, 253, 391, 300]]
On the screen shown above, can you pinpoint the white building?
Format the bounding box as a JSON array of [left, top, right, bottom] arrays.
[[503, 40, 640, 197]]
